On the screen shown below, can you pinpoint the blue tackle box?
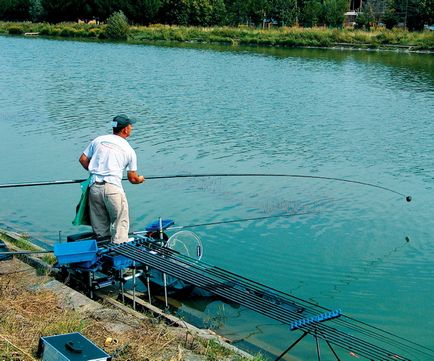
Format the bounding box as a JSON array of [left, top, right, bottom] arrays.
[[38, 332, 111, 361], [54, 240, 98, 267]]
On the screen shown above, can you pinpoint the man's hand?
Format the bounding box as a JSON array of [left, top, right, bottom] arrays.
[[128, 171, 145, 184]]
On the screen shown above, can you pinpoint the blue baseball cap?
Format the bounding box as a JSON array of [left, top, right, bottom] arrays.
[[111, 114, 137, 129]]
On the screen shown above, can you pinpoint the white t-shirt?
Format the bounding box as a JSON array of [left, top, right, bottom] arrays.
[[83, 134, 137, 188]]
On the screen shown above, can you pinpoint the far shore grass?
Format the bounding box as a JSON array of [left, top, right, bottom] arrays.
[[1, 21, 434, 51]]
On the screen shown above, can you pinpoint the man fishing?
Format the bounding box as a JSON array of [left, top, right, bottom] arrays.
[[79, 114, 145, 244]]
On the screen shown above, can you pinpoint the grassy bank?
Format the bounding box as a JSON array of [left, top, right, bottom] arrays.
[[1, 21, 433, 51], [130, 24, 434, 50], [0, 231, 266, 361], [0, 258, 264, 361]]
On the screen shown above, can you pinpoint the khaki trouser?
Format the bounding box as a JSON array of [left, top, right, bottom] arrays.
[[89, 182, 129, 244]]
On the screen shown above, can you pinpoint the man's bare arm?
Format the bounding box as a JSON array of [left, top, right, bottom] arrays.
[[79, 154, 90, 170]]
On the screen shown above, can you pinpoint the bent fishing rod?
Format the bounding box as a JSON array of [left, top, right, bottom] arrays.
[[0, 173, 412, 202]]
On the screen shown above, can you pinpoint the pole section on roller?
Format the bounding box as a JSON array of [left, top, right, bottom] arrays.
[[120, 269, 125, 303], [145, 264, 152, 304], [160, 217, 169, 309], [132, 261, 136, 311], [315, 329, 322, 361]]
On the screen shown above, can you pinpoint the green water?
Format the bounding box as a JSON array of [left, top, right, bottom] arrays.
[[1, 35, 433, 360]]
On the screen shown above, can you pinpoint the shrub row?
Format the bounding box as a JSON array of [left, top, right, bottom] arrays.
[[130, 25, 433, 49], [1, 22, 433, 50], [0, 22, 106, 38]]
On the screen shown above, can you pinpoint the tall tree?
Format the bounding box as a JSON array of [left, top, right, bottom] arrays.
[[392, 0, 429, 30], [210, 0, 227, 25], [300, 0, 322, 26], [227, 0, 271, 26], [363, 0, 387, 22], [248, 0, 271, 25], [189, 0, 214, 25], [41, 0, 88, 22], [158, 0, 226, 26], [270, 0, 298, 26], [158, 0, 189, 24], [224, 0, 251, 25], [405, 0, 430, 30], [424, 0, 433, 24], [382, 0, 399, 27], [322, 0, 348, 27], [124, 0, 161, 24], [29, 0, 43, 21], [0, 0, 31, 21], [355, 2, 375, 28]]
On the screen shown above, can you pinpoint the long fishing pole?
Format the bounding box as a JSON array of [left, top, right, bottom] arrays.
[[149, 173, 412, 201], [0, 250, 53, 255], [0, 173, 412, 201], [131, 210, 316, 236], [0, 178, 85, 188]]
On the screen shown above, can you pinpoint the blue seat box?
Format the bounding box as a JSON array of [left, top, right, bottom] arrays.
[[54, 240, 98, 267]]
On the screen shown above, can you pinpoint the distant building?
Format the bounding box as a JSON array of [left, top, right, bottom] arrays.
[[346, 0, 364, 27], [344, 11, 358, 26]]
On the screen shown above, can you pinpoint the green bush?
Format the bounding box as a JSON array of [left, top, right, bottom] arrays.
[[7, 26, 23, 34], [50, 27, 62, 36], [382, 9, 398, 30], [88, 27, 101, 38], [106, 10, 129, 40], [374, 32, 390, 44], [38, 24, 51, 35], [60, 27, 77, 37]]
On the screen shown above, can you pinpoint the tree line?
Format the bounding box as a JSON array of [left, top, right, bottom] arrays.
[[0, 0, 432, 30]]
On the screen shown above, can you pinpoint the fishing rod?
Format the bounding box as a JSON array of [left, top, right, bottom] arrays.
[[162, 210, 316, 231], [0, 173, 412, 202], [0, 250, 53, 255]]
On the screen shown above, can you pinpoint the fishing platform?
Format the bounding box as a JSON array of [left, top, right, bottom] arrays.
[[52, 218, 433, 361]]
